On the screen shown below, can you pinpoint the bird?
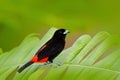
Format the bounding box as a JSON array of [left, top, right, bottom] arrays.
[[18, 29, 69, 73]]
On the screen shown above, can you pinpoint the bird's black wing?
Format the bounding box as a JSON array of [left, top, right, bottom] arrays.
[[37, 39, 65, 61]]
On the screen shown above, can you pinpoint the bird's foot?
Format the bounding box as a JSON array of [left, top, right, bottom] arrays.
[[44, 61, 52, 65], [44, 61, 61, 68], [51, 62, 61, 67]]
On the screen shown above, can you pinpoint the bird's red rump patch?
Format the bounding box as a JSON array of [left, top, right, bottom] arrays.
[[30, 55, 48, 63], [39, 57, 48, 63], [30, 55, 38, 62]]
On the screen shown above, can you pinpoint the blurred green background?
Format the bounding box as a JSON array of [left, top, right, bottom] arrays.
[[0, 0, 120, 51]]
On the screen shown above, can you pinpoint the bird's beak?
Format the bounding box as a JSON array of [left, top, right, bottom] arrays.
[[63, 30, 70, 35]]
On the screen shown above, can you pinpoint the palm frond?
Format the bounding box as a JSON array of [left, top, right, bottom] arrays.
[[0, 27, 119, 80]]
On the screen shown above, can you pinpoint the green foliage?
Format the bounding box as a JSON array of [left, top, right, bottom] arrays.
[[0, 48, 3, 55], [0, 0, 120, 51], [0, 28, 119, 80]]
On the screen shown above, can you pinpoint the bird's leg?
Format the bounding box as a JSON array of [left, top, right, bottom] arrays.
[[44, 60, 61, 67], [49, 60, 61, 66], [52, 61, 61, 66], [44, 61, 52, 65]]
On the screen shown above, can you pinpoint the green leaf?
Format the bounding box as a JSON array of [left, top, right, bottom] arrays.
[[71, 31, 110, 64], [0, 66, 18, 80], [0, 28, 120, 80], [6, 66, 19, 80]]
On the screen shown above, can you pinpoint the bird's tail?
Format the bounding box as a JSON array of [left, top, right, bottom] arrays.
[[18, 61, 33, 73]]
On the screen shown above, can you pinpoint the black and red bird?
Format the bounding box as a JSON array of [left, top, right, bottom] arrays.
[[18, 29, 69, 73]]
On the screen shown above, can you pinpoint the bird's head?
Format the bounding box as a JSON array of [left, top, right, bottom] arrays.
[[53, 29, 69, 40]]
